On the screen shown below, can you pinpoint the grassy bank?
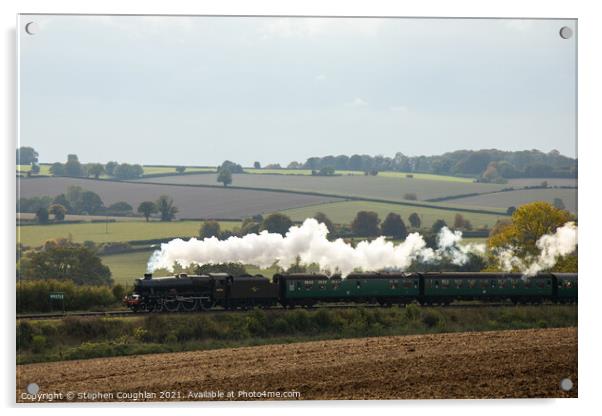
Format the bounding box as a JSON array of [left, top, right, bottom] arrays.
[[16, 305, 577, 364]]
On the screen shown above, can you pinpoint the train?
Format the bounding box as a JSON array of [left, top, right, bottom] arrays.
[[123, 271, 577, 312]]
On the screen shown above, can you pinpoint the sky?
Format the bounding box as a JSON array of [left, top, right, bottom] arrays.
[[19, 15, 577, 165]]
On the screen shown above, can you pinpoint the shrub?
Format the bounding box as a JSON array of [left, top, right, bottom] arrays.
[[404, 304, 420, 321], [31, 335, 46, 353], [421, 310, 446, 329]]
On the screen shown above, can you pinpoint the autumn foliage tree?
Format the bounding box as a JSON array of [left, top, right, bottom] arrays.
[[487, 201, 576, 272]]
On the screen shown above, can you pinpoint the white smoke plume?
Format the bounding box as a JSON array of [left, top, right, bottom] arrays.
[[494, 221, 577, 276], [146, 218, 486, 276]]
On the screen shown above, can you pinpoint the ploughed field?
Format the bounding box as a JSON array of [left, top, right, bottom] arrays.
[[18, 177, 342, 219], [16, 327, 577, 401], [135, 172, 507, 202], [447, 188, 577, 214]]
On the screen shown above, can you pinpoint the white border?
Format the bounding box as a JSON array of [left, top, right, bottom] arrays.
[[3, 0, 600, 414]]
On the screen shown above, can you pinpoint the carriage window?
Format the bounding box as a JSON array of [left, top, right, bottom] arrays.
[[414, 280, 419, 288], [469, 280, 476, 288], [490, 280, 496, 288], [332, 281, 340, 290], [289, 282, 295, 291], [442, 279, 449, 288], [455, 279, 463, 288], [389, 280, 398, 289], [356, 281, 362, 289], [296, 282, 302, 291], [434, 280, 439, 289], [481, 280, 488, 288], [304, 280, 313, 290]]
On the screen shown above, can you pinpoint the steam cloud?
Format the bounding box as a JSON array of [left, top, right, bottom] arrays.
[[146, 219, 577, 277], [495, 221, 578, 276], [147, 218, 485, 276]]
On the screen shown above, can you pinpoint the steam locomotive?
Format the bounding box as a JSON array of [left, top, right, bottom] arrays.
[[124, 271, 577, 312]]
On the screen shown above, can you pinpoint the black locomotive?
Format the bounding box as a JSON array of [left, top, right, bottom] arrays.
[[124, 271, 577, 312]]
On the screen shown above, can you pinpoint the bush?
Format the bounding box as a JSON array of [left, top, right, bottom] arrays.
[[404, 304, 420, 321], [16, 279, 119, 313], [421, 310, 446, 329], [31, 335, 46, 353]]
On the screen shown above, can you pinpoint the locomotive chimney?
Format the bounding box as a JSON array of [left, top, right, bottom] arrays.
[[144, 273, 152, 280]]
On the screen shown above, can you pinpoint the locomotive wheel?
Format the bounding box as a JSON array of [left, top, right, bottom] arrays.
[[180, 299, 198, 312], [199, 298, 214, 311], [150, 302, 163, 312], [163, 299, 180, 312]]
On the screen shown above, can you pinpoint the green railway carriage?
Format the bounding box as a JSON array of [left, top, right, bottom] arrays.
[[554, 273, 578, 303], [274, 272, 420, 307], [420, 272, 556, 304], [126, 271, 577, 312]]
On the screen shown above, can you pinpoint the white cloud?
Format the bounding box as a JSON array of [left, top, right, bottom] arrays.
[[346, 97, 368, 107]]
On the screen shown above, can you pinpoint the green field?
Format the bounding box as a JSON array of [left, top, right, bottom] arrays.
[[244, 168, 475, 183], [140, 166, 215, 175], [18, 220, 242, 247], [100, 250, 155, 285], [280, 201, 504, 229], [17, 164, 215, 177]]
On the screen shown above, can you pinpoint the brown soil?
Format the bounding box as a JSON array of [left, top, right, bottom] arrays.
[[16, 327, 577, 402]]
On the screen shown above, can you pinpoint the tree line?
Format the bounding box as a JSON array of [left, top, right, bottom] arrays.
[[270, 149, 576, 180], [18, 186, 180, 223]]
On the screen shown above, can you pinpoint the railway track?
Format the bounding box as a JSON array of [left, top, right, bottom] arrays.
[[16, 301, 573, 321]]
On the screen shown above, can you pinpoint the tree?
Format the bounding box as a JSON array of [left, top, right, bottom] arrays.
[[351, 211, 380, 236], [404, 193, 417, 201], [49, 162, 65, 176], [35, 207, 49, 224], [489, 202, 574, 257], [79, 191, 104, 214], [137, 201, 157, 221], [64, 154, 86, 177], [199, 221, 221, 239], [506, 206, 517, 215], [105, 161, 118, 176], [156, 195, 178, 221], [48, 204, 66, 221], [313, 212, 335, 234], [431, 219, 448, 233], [381, 213, 408, 239], [217, 168, 233, 187], [113, 163, 144, 179], [17, 147, 39, 165], [176, 166, 186, 174], [218, 160, 243, 174], [107, 201, 133, 215], [52, 194, 71, 213], [19, 239, 112, 285], [30, 164, 40, 175], [253, 161, 261, 169], [453, 213, 466, 230], [261, 213, 293, 236], [87, 163, 105, 179], [408, 213, 421, 229], [553, 198, 566, 210], [240, 218, 261, 235], [318, 166, 335, 176]]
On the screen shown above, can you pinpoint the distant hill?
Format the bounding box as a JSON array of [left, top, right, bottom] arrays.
[[290, 149, 576, 181]]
